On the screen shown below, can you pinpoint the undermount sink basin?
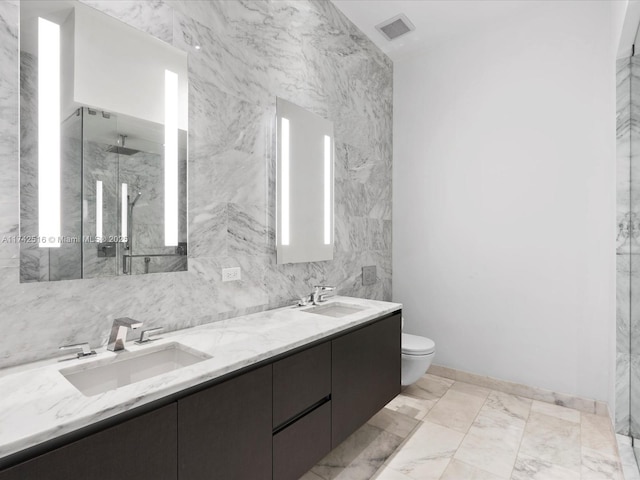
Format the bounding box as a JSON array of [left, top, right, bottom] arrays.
[[60, 342, 211, 397], [302, 302, 366, 318]]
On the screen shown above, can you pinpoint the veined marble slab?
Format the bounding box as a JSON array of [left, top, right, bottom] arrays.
[[0, 296, 400, 462], [2, 0, 393, 371]]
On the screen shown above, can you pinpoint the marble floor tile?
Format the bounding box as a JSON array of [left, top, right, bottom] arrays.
[[307, 373, 624, 480], [384, 392, 437, 420], [453, 406, 525, 477], [367, 407, 420, 439], [371, 466, 414, 480], [424, 388, 487, 433], [530, 399, 581, 423], [581, 447, 624, 479], [311, 423, 404, 480], [449, 380, 492, 399], [401, 373, 453, 402], [440, 459, 507, 480], [581, 412, 618, 456], [634, 443, 640, 463], [484, 390, 532, 421], [519, 411, 582, 473], [616, 434, 640, 480], [384, 420, 465, 480], [511, 453, 580, 480]]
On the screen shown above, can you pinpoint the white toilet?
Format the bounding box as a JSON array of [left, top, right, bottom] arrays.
[[401, 323, 436, 386]]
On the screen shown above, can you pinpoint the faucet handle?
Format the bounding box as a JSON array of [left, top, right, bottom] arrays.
[[60, 342, 96, 359], [135, 327, 164, 344], [297, 294, 313, 306], [313, 285, 335, 291]]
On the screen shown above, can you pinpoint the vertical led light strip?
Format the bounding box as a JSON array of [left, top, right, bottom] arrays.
[[281, 118, 290, 246], [323, 135, 331, 245], [121, 183, 128, 241], [96, 181, 103, 241], [38, 18, 61, 248], [164, 70, 179, 247]]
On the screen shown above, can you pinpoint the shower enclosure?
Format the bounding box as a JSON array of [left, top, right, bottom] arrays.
[[617, 54, 640, 468], [19, 105, 188, 281], [81, 108, 188, 278]]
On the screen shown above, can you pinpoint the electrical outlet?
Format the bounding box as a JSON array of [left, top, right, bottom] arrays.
[[222, 267, 241, 282], [362, 265, 377, 286]]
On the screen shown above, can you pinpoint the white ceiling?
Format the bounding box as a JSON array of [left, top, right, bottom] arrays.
[[331, 0, 540, 61]]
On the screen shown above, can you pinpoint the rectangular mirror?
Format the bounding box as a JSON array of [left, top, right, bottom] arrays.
[[19, 1, 188, 282], [276, 98, 334, 264]]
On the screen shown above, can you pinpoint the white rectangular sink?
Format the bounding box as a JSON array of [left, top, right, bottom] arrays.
[[60, 342, 211, 397], [302, 302, 366, 318]]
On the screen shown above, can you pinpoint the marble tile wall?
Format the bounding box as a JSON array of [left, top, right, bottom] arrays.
[[617, 56, 632, 436], [0, 0, 392, 368], [617, 55, 640, 441]]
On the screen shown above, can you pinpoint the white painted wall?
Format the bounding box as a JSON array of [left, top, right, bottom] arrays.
[[393, 1, 617, 402]]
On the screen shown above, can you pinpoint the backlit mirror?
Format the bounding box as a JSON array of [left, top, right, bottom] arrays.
[[19, 1, 188, 282], [276, 98, 334, 264]]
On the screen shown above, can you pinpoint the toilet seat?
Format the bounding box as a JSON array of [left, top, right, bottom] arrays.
[[402, 333, 435, 355]]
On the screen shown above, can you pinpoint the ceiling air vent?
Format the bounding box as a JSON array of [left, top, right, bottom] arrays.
[[375, 14, 415, 41]]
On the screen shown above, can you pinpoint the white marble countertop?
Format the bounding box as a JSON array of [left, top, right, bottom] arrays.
[[0, 296, 401, 461]]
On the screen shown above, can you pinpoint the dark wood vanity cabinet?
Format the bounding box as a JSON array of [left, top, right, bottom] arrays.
[[331, 312, 401, 448], [0, 404, 178, 480], [272, 342, 331, 428], [273, 401, 331, 480], [272, 343, 332, 480], [177, 365, 273, 480], [271, 313, 401, 478], [0, 311, 401, 480]]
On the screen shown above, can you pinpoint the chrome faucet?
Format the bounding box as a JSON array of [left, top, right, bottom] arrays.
[[107, 317, 143, 352], [311, 285, 335, 305]]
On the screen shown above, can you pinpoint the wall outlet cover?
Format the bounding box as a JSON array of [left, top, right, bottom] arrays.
[[222, 267, 241, 282], [362, 266, 377, 286]]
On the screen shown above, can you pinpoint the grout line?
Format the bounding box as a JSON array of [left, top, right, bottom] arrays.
[[372, 375, 455, 479], [434, 388, 493, 480], [461, 383, 491, 434], [579, 411, 585, 475], [431, 379, 491, 479], [371, 411, 424, 479], [419, 380, 459, 479], [503, 392, 532, 479], [417, 375, 454, 421]]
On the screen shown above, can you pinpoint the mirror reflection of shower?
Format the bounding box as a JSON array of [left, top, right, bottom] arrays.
[[82, 106, 187, 277], [126, 178, 143, 253], [107, 134, 141, 156]]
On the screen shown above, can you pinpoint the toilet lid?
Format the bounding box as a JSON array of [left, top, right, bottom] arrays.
[[402, 333, 435, 355]]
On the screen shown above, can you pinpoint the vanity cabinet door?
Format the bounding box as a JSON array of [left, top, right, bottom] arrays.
[[331, 313, 401, 448], [0, 404, 178, 480], [273, 341, 331, 428], [177, 365, 272, 480]]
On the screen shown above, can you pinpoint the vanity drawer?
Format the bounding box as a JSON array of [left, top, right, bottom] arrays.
[[273, 342, 331, 428], [273, 401, 331, 480]]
